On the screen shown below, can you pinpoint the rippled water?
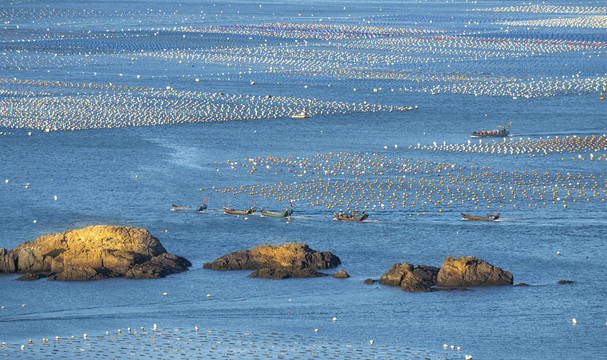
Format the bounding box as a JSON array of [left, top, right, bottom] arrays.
[[1, 1, 606, 359]]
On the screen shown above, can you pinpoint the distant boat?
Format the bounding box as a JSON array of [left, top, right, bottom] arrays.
[[171, 204, 207, 212], [471, 123, 510, 138], [334, 212, 368, 222], [461, 213, 499, 221], [291, 111, 311, 118], [260, 208, 293, 218], [223, 206, 255, 215]]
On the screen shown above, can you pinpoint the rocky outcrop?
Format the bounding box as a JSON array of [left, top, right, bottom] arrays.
[[379, 263, 439, 292], [332, 269, 350, 279], [203, 243, 340, 279], [436, 256, 513, 287], [380, 256, 512, 292], [0, 248, 16, 273], [0, 225, 190, 280]]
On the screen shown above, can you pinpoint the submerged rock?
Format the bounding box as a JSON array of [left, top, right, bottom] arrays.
[[379, 256, 512, 292], [0, 225, 190, 280], [249, 267, 328, 279], [204, 243, 340, 279], [557, 280, 574, 284]]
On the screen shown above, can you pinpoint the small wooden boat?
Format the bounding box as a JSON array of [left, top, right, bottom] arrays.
[[461, 213, 499, 221], [171, 204, 207, 212], [471, 128, 509, 138], [223, 206, 255, 215], [471, 123, 510, 138], [334, 212, 368, 222], [291, 111, 311, 119], [260, 208, 293, 218]]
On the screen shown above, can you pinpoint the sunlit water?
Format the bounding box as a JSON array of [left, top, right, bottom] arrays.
[[1, 1, 606, 359]]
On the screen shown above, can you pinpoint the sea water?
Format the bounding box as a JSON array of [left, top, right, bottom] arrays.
[[1, 1, 606, 359]]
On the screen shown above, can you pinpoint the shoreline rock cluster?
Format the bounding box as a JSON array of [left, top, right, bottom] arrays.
[[0, 225, 190, 281], [1, 226, 516, 292]]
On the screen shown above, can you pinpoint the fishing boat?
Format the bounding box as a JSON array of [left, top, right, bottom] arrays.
[[291, 111, 311, 119], [171, 204, 207, 212], [471, 123, 511, 138], [461, 213, 499, 221], [223, 206, 255, 215], [334, 212, 368, 222], [260, 208, 293, 218]]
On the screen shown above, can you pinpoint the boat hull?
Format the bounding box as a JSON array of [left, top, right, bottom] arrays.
[[334, 213, 368, 222], [171, 204, 207, 212], [260, 209, 293, 218], [471, 130, 509, 138], [461, 213, 499, 221], [223, 207, 255, 215]]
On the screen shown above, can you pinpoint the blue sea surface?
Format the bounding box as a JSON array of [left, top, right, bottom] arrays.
[[1, 1, 606, 359]]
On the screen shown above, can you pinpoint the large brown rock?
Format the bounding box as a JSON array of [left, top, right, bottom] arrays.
[[379, 263, 439, 292], [0, 248, 16, 273], [0, 225, 190, 280], [203, 243, 340, 279], [436, 256, 513, 287], [379, 256, 513, 292]]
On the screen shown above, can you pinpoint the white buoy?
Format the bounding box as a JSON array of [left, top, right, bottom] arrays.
[[83, 334, 87, 339], [54, 195, 58, 201], [572, 318, 577, 325], [153, 324, 157, 330], [332, 317, 337, 322]]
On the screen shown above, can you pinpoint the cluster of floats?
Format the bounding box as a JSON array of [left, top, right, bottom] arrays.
[[171, 124, 515, 223], [171, 204, 499, 222]]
